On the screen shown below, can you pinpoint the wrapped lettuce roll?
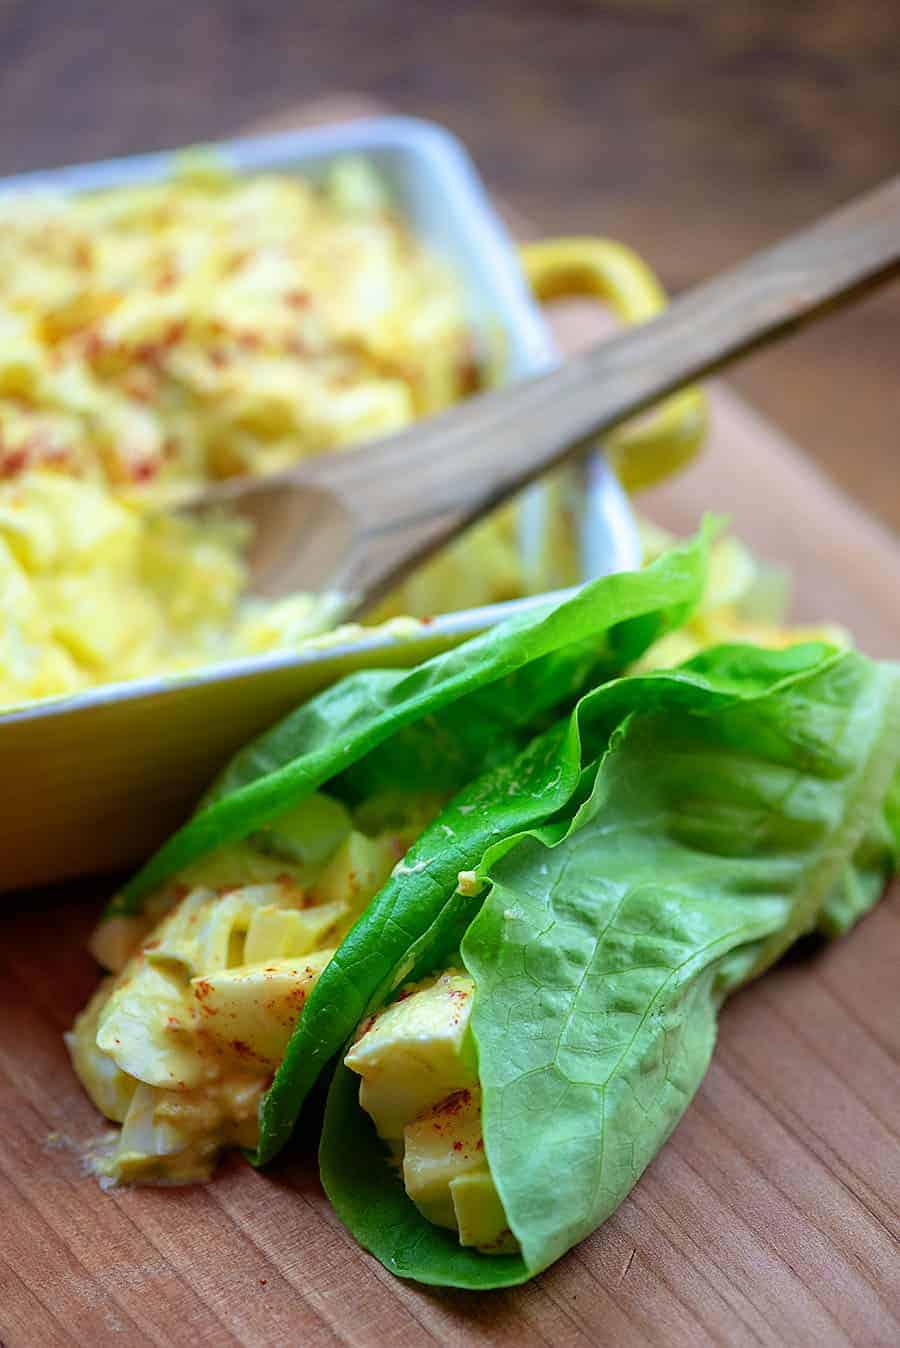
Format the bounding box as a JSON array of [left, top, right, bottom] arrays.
[[322, 643, 900, 1287], [69, 530, 713, 1182], [68, 789, 439, 1182]]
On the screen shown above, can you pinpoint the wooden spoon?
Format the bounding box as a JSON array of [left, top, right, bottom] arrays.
[[185, 175, 900, 615]]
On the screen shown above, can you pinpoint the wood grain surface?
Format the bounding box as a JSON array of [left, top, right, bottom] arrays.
[[1, 98, 898, 1348]]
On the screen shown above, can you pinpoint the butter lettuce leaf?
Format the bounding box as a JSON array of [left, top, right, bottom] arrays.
[[819, 772, 900, 936], [321, 646, 900, 1286], [253, 718, 585, 1164], [253, 531, 718, 1164], [467, 648, 900, 1279], [114, 527, 711, 913]]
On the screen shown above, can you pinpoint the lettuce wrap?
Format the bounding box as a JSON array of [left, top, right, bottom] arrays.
[[323, 642, 900, 1287], [67, 527, 899, 1285], [72, 529, 713, 1180]]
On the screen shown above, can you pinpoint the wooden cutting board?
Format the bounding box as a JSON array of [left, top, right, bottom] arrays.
[[1, 99, 897, 1348]]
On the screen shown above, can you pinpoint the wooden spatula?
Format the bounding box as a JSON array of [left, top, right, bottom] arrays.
[[185, 174, 899, 615]]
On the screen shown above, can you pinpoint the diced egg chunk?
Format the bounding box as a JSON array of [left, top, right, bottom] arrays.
[[346, 970, 516, 1253], [191, 949, 334, 1067], [402, 1086, 486, 1229], [242, 901, 347, 963], [311, 829, 403, 918], [345, 971, 478, 1142]]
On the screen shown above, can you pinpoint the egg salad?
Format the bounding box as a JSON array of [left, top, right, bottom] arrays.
[[0, 155, 550, 708], [631, 520, 848, 669], [345, 969, 516, 1254], [67, 789, 441, 1183], [0, 470, 416, 707], [0, 154, 474, 491]]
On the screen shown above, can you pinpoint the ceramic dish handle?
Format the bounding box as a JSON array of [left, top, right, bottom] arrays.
[[521, 238, 707, 491]]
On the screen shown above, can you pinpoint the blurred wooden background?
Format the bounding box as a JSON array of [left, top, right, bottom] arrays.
[[2, 0, 897, 530]]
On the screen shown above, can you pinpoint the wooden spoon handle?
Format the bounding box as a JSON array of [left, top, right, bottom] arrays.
[[302, 174, 900, 605]]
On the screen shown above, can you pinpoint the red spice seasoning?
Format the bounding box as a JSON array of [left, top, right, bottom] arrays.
[[1, 449, 28, 477], [130, 458, 160, 483]]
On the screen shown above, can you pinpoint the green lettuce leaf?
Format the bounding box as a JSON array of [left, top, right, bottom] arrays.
[[320, 646, 900, 1286], [885, 765, 900, 847], [254, 534, 721, 1164], [111, 527, 710, 913], [255, 716, 584, 1165], [319, 1055, 528, 1289], [819, 769, 900, 936]]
